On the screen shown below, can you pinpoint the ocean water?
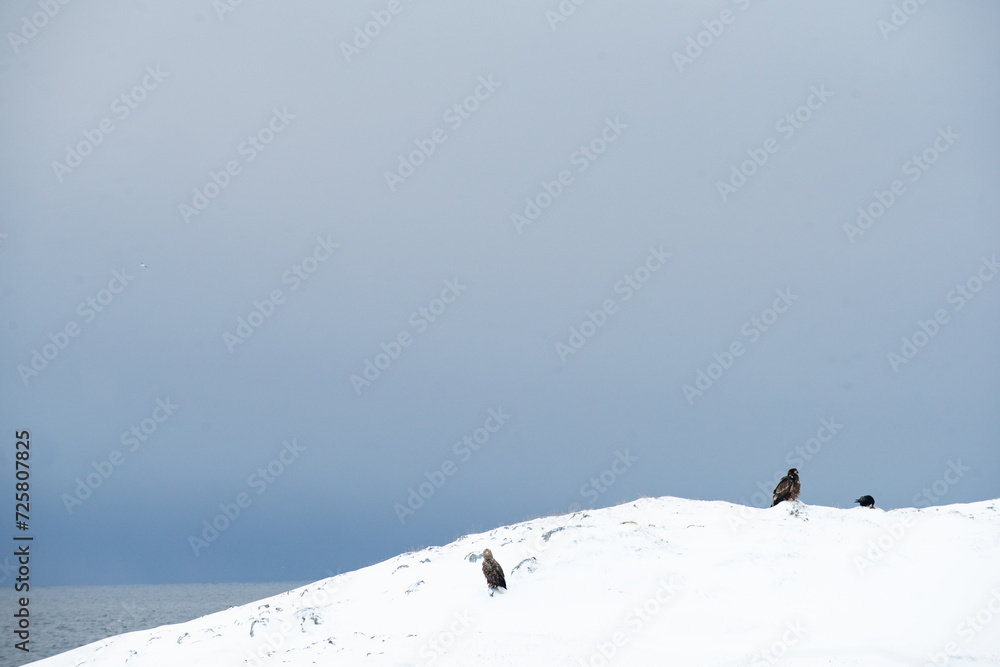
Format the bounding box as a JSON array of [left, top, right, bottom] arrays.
[[0, 581, 308, 667]]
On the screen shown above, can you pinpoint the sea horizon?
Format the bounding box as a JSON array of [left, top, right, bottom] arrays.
[[0, 580, 310, 667]]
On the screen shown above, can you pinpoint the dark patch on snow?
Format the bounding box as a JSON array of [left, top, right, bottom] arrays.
[[300, 611, 323, 628], [176, 632, 189, 644], [405, 580, 425, 594], [511, 557, 538, 575], [392, 564, 409, 573], [543, 526, 569, 541]]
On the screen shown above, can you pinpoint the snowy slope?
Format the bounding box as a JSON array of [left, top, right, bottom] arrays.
[[29, 497, 1000, 666]]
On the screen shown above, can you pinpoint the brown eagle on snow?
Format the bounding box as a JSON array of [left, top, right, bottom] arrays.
[[481, 549, 506, 596], [771, 468, 801, 507]]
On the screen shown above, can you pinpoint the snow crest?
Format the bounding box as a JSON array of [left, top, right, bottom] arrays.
[[27, 497, 1000, 666]]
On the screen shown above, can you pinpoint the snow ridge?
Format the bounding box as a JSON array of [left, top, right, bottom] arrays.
[[28, 496, 1000, 666]]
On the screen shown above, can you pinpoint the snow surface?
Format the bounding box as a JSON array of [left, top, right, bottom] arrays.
[[28, 497, 1000, 666]]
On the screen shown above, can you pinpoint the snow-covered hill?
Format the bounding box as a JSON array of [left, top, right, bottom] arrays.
[[30, 497, 1000, 666]]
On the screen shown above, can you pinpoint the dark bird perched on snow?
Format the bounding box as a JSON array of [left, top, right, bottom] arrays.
[[481, 549, 506, 596], [855, 495, 876, 508], [771, 468, 801, 507]]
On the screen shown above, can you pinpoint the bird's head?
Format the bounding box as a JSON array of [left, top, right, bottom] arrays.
[[788, 468, 799, 477], [483, 549, 492, 559]]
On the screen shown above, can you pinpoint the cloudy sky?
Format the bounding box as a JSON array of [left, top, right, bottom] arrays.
[[1, 1, 998, 586]]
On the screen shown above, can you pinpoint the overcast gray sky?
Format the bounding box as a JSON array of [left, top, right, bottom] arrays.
[[1, 1, 998, 586]]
